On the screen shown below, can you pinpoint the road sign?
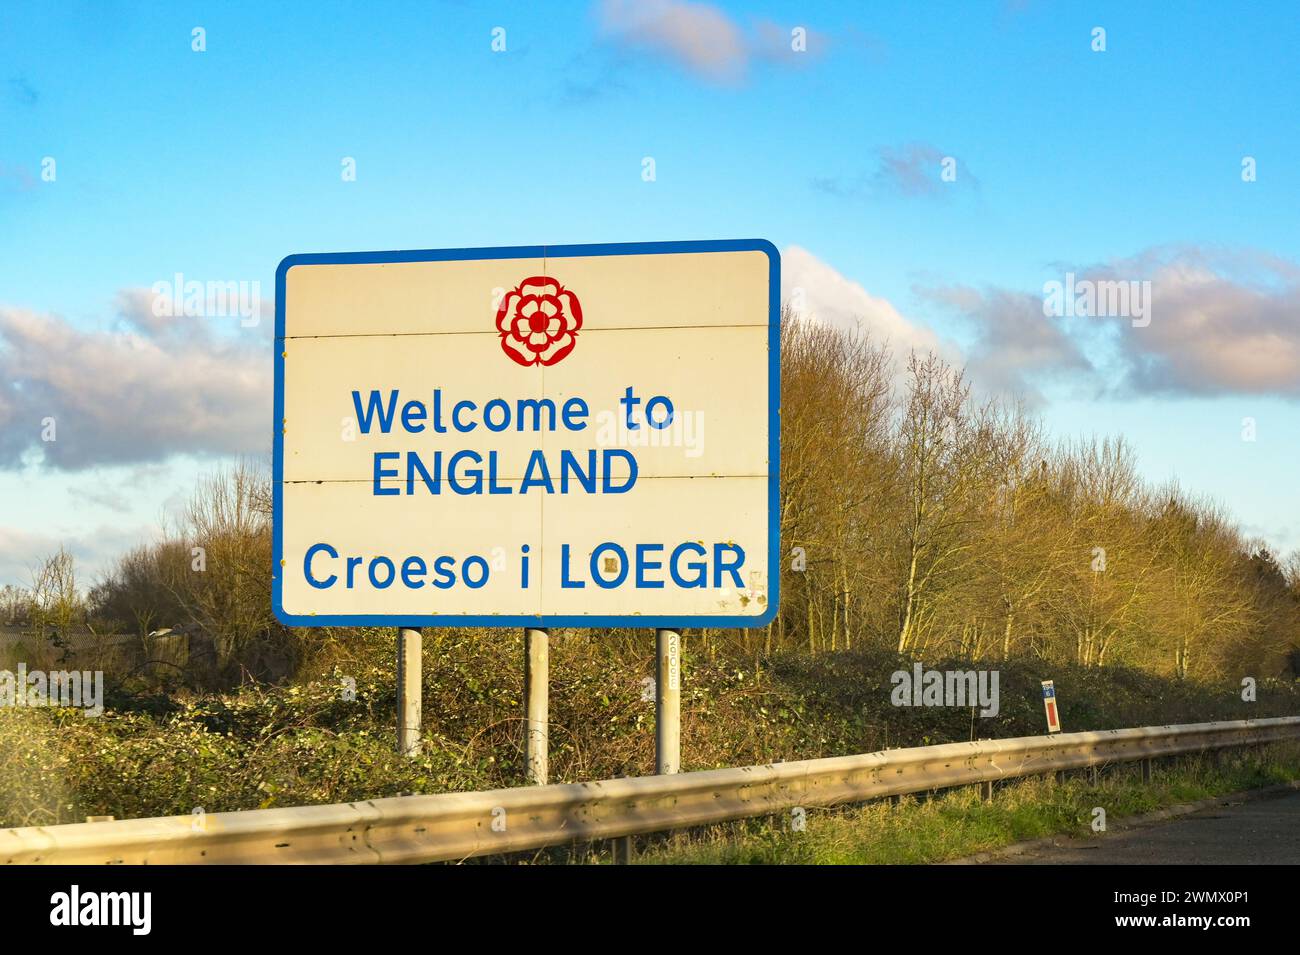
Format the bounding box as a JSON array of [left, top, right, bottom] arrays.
[[272, 239, 780, 628], [1042, 680, 1062, 733]]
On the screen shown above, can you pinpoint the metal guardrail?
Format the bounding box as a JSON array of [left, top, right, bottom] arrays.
[[4, 717, 1298, 865]]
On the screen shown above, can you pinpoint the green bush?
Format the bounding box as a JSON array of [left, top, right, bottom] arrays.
[[1, 633, 1296, 828]]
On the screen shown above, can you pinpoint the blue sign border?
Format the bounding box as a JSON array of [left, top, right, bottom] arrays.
[[272, 238, 780, 629]]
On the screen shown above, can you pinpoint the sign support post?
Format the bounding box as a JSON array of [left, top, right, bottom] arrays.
[[397, 627, 422, 757], [524, 627, 549, 784], [656, 628, 681, 775]]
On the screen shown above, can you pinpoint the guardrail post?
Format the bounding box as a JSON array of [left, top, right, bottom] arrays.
[[980, 780, 993, 802], [656, 628, 681, 775], [611, 772, 634, 864], [612, 837, 633, 864], [1141, 757, 1153, 783], [524, 628, 549, 785], [397, 627, 422, 757], [1088, 764, 1099, 786]]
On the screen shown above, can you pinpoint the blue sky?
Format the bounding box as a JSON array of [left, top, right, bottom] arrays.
[[1, 0, 1297, 586]]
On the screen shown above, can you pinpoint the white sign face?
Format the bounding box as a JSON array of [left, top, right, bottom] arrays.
[[272, 240, 779, 628]]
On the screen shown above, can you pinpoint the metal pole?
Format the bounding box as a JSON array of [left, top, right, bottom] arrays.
[[613, 834, 633, 864], [524, 628, 549, 785], [397, 627, 422, 757], [611, 772, 633, 864], [656, 628, 681, 775]]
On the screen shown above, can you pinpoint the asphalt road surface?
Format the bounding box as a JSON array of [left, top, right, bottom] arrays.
[[993, 789, 1300, 864]]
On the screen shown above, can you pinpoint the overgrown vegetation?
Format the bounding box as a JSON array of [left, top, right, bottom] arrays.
[[2, 635, 1297, 828]]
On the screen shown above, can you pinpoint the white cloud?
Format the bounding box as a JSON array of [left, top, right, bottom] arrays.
[[1104, 249, 1300, 398], [782, 245, 956, 367], [0, 522, 156, 590], [813, 143, 976, 201], [918, 284, 1093, 403], [596, 0, 823, 84], [923, 246, 1300, 401], [0, 292, 271, 470]]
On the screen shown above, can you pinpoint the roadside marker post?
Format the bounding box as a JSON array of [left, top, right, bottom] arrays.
[[1042, 680, 1062, 734]]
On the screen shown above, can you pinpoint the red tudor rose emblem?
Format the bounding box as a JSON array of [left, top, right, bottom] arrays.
[[495, 276, 583, 367]]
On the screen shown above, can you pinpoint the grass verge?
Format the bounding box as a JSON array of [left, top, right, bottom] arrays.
[[622, 745, 1300, 865]]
